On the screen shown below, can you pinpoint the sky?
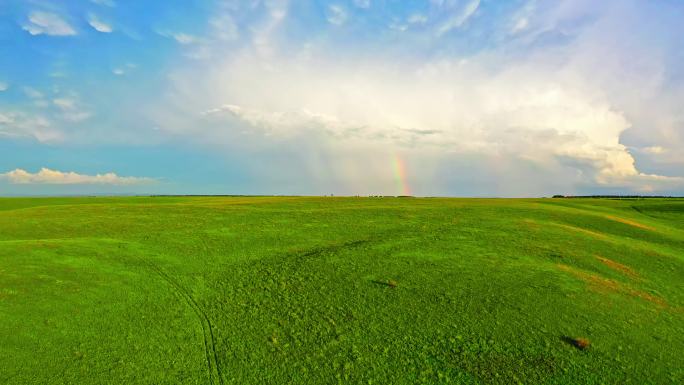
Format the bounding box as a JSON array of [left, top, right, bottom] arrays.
[[1, 0, 683, 197]]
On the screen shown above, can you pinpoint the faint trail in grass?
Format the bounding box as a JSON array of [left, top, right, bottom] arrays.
[[631, 205, 646, 215], [291, 239, 372, 258], [274, 238, 374, 275], [144, 262, 224, 385]]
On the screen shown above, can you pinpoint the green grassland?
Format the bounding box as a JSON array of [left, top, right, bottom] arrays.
[[0, 197, 682, 384]]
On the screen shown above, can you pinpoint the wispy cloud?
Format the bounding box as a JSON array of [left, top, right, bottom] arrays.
[[509, 0, 535, 35], [436, 0, 480, 36], [209, 13, 239, 41], [408, 14, 428, 25], [23, 11, 76, 36], [0, 168, 155, 185], [0, 82, 8, 92], [53, 97, 93, 122], [157, 30, 200, 45], [112, 63, 136, 76], [23, 87, 44, 99], [327, 5, 348, 26], [353, 0, 370, 9], [0, 112, 62, 143], [88, 14, 113, 33]]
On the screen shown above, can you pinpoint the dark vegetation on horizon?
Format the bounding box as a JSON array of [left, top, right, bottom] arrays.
[[552, 195, 684, 199]]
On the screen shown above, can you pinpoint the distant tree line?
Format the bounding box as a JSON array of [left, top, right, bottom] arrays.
[[552, 195, 682, 199]]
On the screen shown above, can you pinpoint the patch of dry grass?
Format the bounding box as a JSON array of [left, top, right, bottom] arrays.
[[595, 256, 640, 279], [557, 264, 666, 307], [604, 215, 656, 231], [553, 223, 609, 240]]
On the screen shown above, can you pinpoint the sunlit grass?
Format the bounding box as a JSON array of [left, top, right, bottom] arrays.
[[0, 197, 682, 384]]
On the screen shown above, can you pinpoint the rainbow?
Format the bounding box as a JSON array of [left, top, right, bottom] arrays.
[[393, 154, 411, 196]]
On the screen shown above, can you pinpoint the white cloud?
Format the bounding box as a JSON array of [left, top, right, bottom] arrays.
[[53, 98, 76, 110], [436, 0, 480, 36], [641, 146, 666, 154], [0, 113, 12, 125], [180, 13, 238, 60], [0, 168, 154, 185], [2, 91, 92, 143], [327, 5, 347, 26], [509, 0, 535, 34], [162, 44, 681, 193], [88, 14, 113, 33], [204, 104, 363, 138], [23, 12, 76, 36], [250, 2, 288, 58], [0, 82, 8, 92], [157, 2, 284, 62], [0, 112, 62, 143], [511, 17, 529, 33], [389, 21, 408, 32], [198, 56, 639, 182], [173, 33, 199, 44], [146, 0, 684, 194], [112, 63, 136, 76]]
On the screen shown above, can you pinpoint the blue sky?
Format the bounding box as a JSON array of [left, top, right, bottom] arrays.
[[1, 0, 683, 196]]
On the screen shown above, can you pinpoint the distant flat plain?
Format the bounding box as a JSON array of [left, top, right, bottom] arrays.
[[1, 196, 682, 384]]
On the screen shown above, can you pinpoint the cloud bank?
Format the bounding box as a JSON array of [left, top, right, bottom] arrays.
[[0, 168, 155, 185], [151, 0, 684, 195]]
